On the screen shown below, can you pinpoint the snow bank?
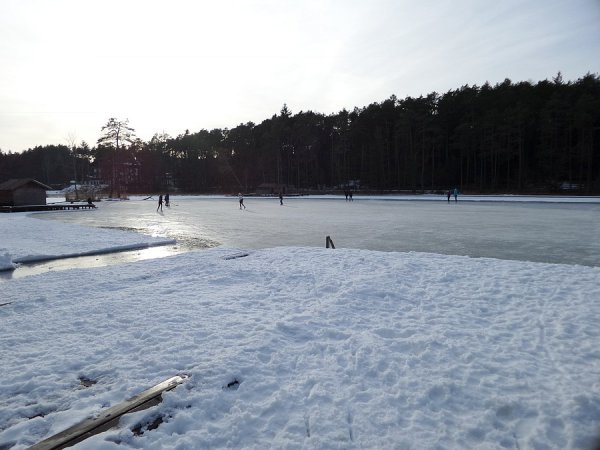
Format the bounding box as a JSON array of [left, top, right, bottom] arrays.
[[1, 247, 598, 449], [0, 213, 174, 264], [0, 250, 16, 271]]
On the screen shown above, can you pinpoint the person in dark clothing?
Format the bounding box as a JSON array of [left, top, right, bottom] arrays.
[[157, 194, 163, 212], [279, 192, 283, 205], [447, 190, 451, 203], [238, 193, 246, 209], [165, 193, 170, 207]]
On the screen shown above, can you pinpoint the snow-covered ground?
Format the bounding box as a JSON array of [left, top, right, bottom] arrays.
[[0, 199, 599, 449]]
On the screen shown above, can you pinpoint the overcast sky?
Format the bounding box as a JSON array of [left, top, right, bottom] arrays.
[[1, 0, 599, 153]]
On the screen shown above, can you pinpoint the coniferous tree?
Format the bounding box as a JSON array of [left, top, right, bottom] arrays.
[[3, 74, 599, 194]]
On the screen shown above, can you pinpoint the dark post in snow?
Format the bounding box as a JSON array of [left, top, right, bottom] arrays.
[[326, 236, 335, 249]]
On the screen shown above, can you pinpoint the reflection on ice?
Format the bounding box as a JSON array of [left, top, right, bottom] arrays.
[[2, 245, 183, 280]]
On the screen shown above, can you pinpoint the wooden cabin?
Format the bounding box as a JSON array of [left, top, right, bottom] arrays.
[[0, 178, 52, 207]]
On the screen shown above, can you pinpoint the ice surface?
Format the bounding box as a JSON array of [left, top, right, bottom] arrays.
[[36, 195, 600, 267]]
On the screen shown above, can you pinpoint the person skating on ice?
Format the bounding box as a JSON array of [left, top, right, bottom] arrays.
[[157, 194, 163, 212]]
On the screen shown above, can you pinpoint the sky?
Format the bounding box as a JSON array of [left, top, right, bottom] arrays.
[[0, 0, 599, 153]]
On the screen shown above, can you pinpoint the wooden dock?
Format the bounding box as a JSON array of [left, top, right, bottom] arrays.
[[0, 204, 97, 213]]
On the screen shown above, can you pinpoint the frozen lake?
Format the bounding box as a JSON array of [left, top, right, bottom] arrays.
[[36, 195, 600, 267]]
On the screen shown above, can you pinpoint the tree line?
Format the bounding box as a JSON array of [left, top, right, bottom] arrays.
[[1, 73, 599, 195]]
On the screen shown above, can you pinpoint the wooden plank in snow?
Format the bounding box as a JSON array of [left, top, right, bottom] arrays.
[[28, 374, 189, 450]]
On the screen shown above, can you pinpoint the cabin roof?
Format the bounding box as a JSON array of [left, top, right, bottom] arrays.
[[0, 178, 53, 191]]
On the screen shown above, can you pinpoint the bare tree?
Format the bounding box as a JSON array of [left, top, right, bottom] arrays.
[[65, 132, 79, 200], [97, 118, 136, 197]]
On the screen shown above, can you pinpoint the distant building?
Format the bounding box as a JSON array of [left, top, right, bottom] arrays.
[[559, 182, 580, 191], [63, 179, 106, 202], [256, 183, 288, 195], [0, 178, 52, 206]]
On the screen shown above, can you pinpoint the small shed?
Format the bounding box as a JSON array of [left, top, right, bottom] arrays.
[[0, 179, 52, 207]]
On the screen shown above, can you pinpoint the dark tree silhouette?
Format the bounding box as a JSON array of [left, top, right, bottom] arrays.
[[2, 74, 599, 194]]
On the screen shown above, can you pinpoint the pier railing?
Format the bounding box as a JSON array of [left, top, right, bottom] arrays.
[[0, 204, 97, 213]]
